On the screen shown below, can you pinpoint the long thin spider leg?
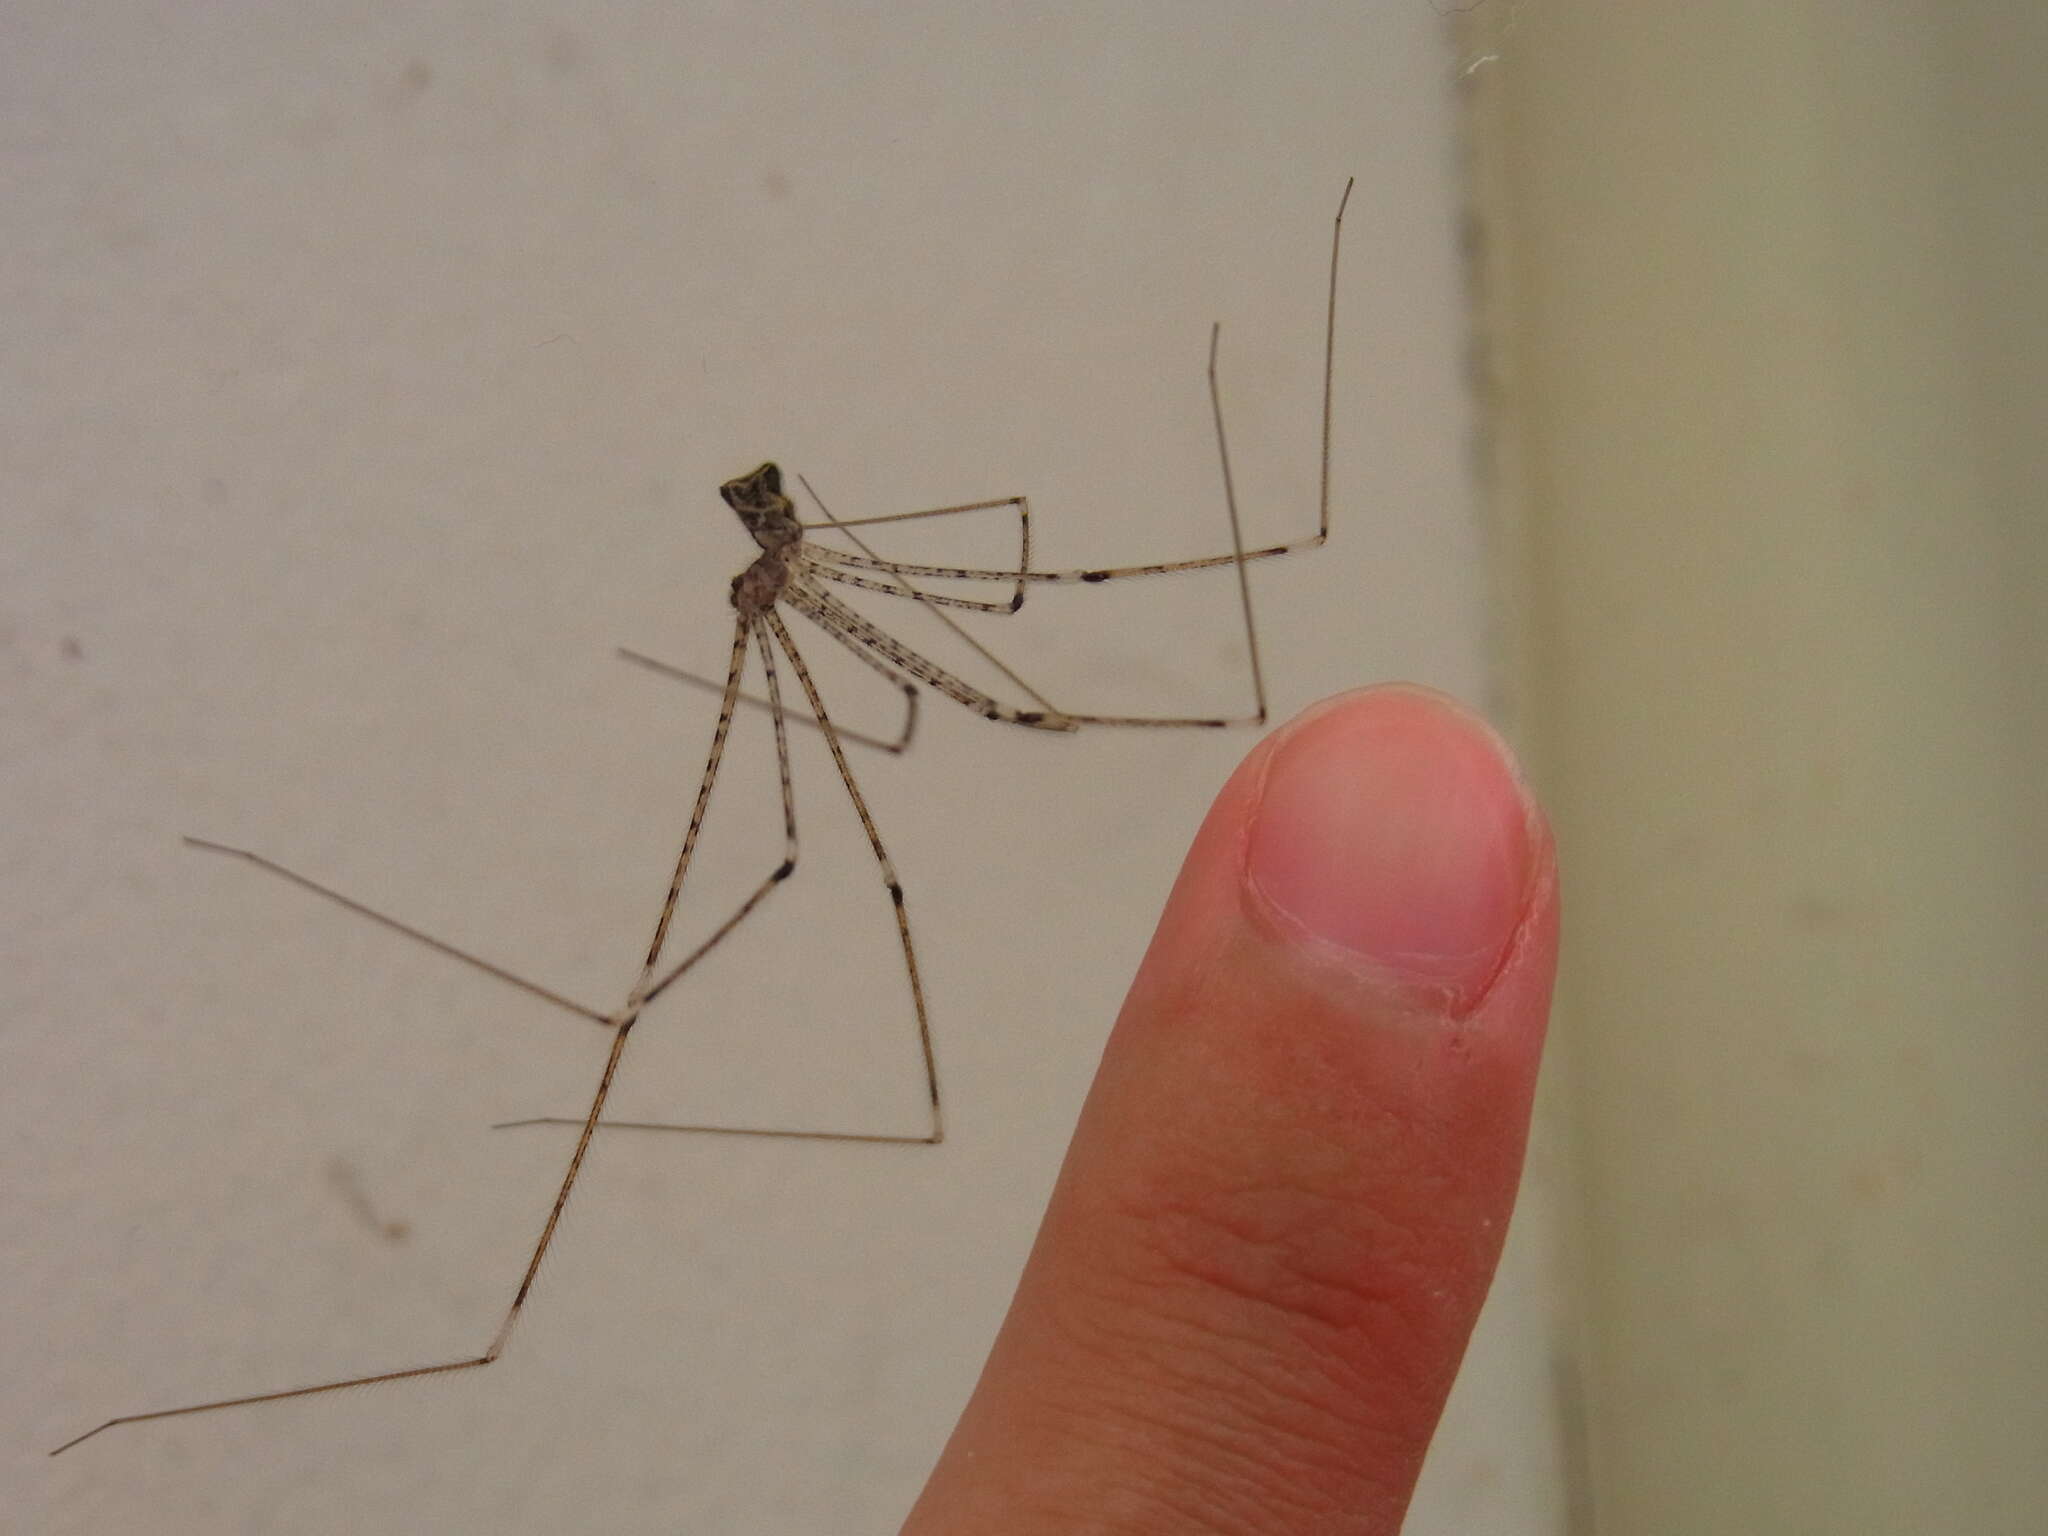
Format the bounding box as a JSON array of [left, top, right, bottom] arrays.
[[1315, 180, 1349, 545], [800, 536, 1299, 586], [800, 493, 1030, 614], [764, 609, 943, 1143], [806, 563, 1025, 614], [787, 580, 1074, 731], [489, 1118, 935, 1144], [639, 613, 798, 1011], [495, 616, 942, 1144], [51, 616, 759, 1457], [1208, 315, 1265, 725], [797, 495, 1026, 531], [796, 577, 1249, 732], [178, 837, 611, 1026], [616, 645, 918, 755], [983, 319, 1267, 729], [797, 477, 1064, 717]]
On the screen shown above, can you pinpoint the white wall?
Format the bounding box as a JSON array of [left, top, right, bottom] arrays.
[[1463, 4, 2048, 1531]]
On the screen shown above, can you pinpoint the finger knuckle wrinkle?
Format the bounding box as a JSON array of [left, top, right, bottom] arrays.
[[1110, 1182, 1445, 1403]]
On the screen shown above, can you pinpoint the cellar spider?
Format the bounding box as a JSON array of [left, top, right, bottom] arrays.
[[52, 177, 1351, 1455]]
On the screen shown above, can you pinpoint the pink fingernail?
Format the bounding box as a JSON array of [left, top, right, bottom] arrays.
[[1245, 687, 1538, 1011]]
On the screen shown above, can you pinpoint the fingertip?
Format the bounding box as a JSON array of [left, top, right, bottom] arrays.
[[1244, 685, 1545, 1015]]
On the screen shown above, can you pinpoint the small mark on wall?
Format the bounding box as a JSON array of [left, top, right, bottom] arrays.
[[388, 58, 434, 107], [326, 1156, 412, 1243]]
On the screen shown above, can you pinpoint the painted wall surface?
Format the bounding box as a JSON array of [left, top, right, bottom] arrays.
[[1464, 4, 2048, 1532]]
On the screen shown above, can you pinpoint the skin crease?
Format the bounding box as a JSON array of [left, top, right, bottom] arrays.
[[902, 686, 1558, 1536]]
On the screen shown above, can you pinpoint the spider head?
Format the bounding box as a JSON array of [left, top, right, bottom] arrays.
[[719, 462, 801, 552]]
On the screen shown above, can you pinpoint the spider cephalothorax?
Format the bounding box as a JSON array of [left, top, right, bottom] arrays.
[[722, 461, 805, 615], [720, 461, 802, 554]]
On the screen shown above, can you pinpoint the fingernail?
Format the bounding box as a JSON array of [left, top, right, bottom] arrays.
[[1245, 687, 1538, 1010]]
